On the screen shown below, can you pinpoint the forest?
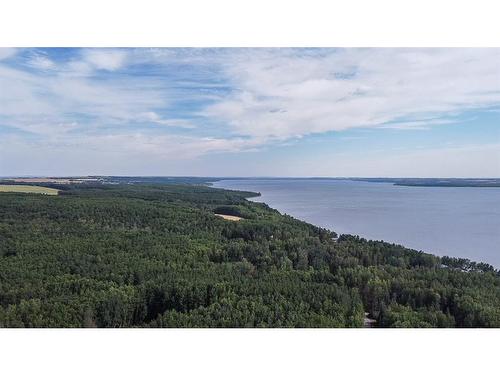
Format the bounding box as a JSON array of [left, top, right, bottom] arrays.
[[0, 182, 499, 327]]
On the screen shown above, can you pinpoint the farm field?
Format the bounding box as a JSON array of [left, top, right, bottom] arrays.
[[0, 185, 59, 195]]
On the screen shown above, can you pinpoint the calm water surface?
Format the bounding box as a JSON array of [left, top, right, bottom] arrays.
[[213, 179, 500, 268]]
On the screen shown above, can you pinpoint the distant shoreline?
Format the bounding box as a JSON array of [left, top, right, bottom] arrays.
[[211, 177, 500, 188], [2, 176, 500, 188], [350, 178, 500, 188]]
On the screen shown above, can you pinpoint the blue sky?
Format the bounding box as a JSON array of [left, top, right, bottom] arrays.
[[0, 48, 499, 177]]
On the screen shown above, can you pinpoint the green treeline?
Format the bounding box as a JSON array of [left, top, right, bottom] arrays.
[[0, 184, 498, 327]]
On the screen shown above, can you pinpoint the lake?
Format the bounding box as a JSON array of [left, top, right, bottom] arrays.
[[213, 179, 500, 268]]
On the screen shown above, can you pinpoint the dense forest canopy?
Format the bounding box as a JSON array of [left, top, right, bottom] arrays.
[[0, 181, 499, 327]]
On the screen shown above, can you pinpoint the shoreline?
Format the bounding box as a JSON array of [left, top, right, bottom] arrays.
[[212, 179, 500, 271]]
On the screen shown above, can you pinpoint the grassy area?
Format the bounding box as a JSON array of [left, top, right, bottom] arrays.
[[0, 185, 59, 195]]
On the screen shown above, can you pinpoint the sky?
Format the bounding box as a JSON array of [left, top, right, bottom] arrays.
[[0, 47, 499, 177]]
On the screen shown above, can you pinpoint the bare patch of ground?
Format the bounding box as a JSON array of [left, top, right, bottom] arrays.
[[363, 313, 377, 328], [214, 214, 243, 221]]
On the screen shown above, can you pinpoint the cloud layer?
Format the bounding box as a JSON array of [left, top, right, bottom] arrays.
[[0, 48, 499, 175], [206, 49, 500, 139]]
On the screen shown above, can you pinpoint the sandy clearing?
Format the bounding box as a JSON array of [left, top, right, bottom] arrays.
[[363, 312, 376, 328], [214, 214, 243, 221]]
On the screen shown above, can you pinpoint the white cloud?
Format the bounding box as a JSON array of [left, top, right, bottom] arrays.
[[204, 48, 500, 139], [0, 48, 16, 61], [379, 118, 458, 130], [138, 112, 196, 128], [27, 53, 55, 70], [0, 62, 167, 133], [0, 131, 264, 176], [83, 49, 128, 71]]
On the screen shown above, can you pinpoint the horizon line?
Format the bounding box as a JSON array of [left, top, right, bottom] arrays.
[[1, 175, 500, 180]]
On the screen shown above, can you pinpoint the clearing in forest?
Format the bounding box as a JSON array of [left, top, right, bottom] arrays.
[[214, 213, 243, 221]]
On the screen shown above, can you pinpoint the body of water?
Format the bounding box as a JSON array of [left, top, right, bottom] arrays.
[[213, 179, 500, 268]]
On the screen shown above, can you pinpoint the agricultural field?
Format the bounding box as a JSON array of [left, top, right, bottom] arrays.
[[0, 185, 59, 195]]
